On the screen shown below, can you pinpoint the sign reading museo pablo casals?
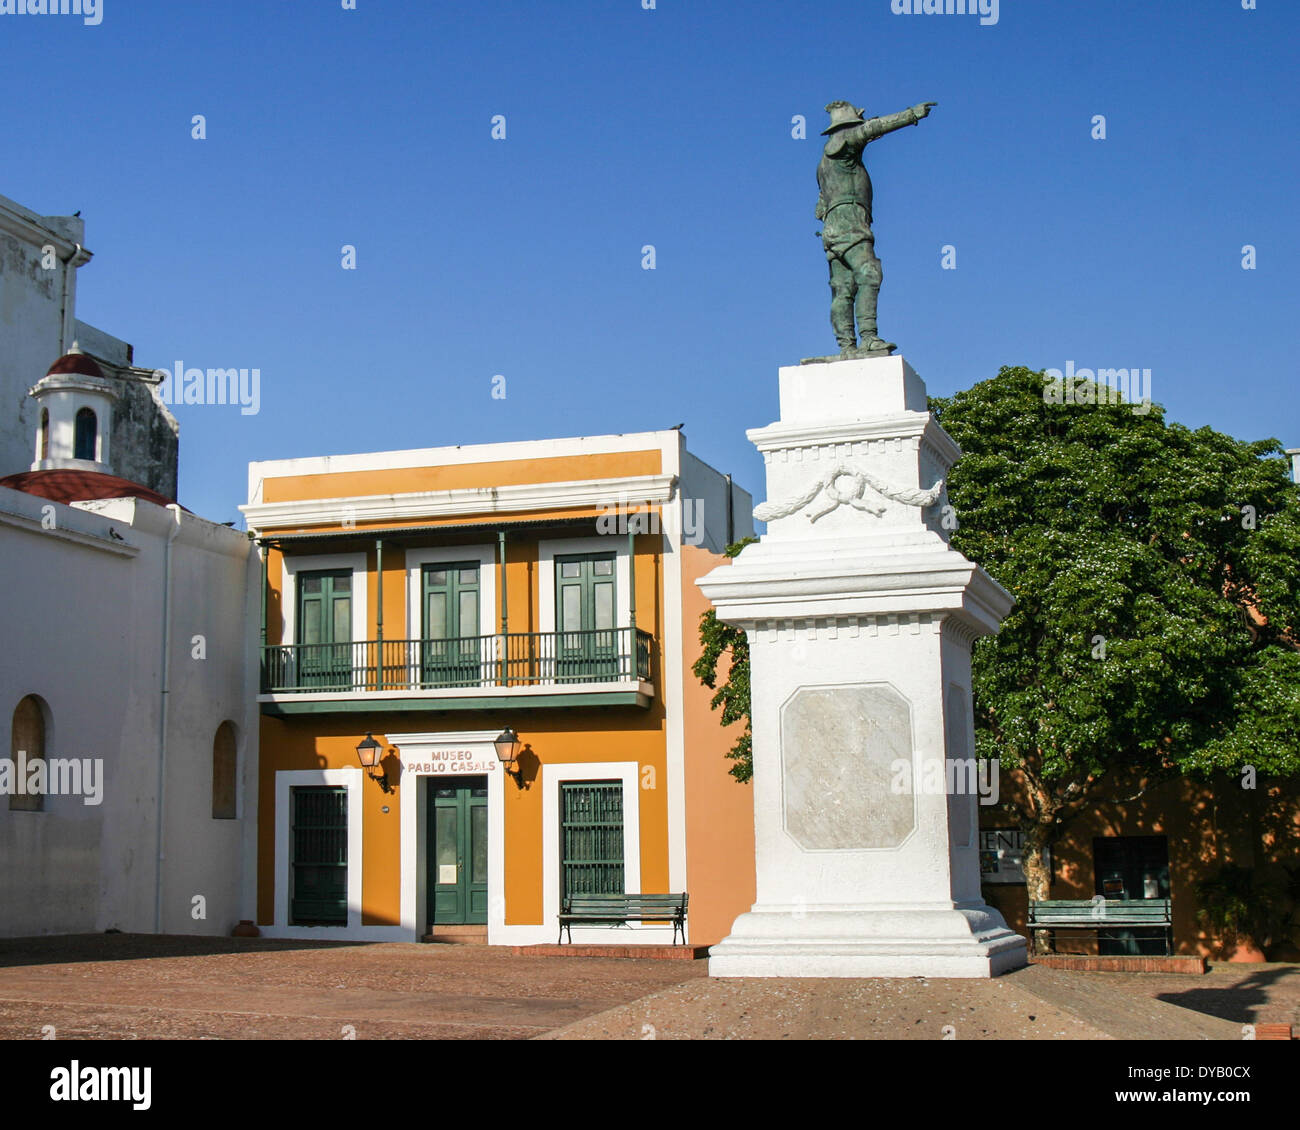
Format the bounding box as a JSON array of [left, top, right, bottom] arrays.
[[403, 748, 496, 775]]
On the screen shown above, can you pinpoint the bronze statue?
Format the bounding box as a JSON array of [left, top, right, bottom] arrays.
[[816, 99, 936, 357]]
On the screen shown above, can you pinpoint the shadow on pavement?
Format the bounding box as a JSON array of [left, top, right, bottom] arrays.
[[0, 933, 371, 969], [1154, 964, 1300, 1024]]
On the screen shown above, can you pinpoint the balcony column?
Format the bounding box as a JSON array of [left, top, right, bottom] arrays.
[[375, 539, 384, 690], [258, 541, 268, 650], [498, 530, 507, 685], [498, 530, 508, 634], [259, 541, 268, 692], [627, 526, 636, 632]]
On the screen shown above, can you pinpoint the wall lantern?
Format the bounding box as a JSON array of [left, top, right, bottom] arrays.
[[493, 727, 525, 787], [356, 732, 393, 793]]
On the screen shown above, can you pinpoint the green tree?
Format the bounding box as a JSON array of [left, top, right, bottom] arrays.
[[693, 537, 757, 782], [932, 366, 1300, 927]]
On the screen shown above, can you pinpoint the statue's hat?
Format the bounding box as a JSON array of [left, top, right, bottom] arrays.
[[822, 102, 865, 135]]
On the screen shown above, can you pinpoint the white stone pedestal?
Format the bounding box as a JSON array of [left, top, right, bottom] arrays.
[[698, 355, 1028, 978]]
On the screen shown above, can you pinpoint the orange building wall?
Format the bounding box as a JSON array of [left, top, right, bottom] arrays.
[[256, 709, 669, 929], [680, 543, 757, 946], [254, 443, 753, 938], [262, 450, 662, 504], [981, 771, 1300, 961]]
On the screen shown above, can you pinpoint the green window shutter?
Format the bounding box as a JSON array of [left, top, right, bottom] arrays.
[[297, 570, 353, 689], [421, 563, 481, 686], [290, 786, 348, 925], [555, 553, 618, 682], [561, 781, 624, 898]]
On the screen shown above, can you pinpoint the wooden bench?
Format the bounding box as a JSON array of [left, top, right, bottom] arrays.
[[1027, 898, 1172, 955], [558, 893, 688, 945]]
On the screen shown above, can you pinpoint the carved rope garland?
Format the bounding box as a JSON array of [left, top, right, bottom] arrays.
[[753, 463, 945, 523]]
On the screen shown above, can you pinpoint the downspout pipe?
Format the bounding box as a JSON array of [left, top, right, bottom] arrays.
[[154, 504, 183, 934], [725, 473, 734, 547], [57, 242, 85, 354]]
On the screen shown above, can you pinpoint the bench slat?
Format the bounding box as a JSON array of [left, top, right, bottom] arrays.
[[1029, 910, 1170, 918], [1030, 899, 1169, 909]]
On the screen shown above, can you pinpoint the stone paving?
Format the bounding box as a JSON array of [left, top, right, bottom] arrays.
[[0, 934, 1294, 1040], [544, 963, 1300, 1040], [0, 934, 706, 1040]]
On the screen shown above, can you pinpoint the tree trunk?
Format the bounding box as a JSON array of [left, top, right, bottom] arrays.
[[1022, 822, 1056, 955]]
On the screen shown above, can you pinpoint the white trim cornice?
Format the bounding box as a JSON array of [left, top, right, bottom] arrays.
[[0, 198, 88, 259], [30, 374, 120, 401], [747, 414, 962, 466], [0, 505, 139, 557], [386, 730, 502, 746], [246, 430, 681, 493], [240, 474, 678, 533]]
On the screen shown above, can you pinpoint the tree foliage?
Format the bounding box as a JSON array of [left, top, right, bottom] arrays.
[[934, 366, 1300, 775], [693, 537, 757, 782]]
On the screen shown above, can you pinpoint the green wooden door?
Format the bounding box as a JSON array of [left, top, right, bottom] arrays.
[[422, 563, 481, 686], [297, 570, 352, 688], [555, 553, 617, 681], [427, 777, 488, 926]]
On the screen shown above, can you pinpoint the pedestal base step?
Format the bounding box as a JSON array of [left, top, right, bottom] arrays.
[[709, 944, 1027, 979], [708, 905, 1029, 979]]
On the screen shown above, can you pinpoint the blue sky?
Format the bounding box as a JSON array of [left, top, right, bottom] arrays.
[[2, 0, 1295, 522]]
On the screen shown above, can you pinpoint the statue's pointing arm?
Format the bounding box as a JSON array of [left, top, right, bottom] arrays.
[[864, 101, 937, 140]]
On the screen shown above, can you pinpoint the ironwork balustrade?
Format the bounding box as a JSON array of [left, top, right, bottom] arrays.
[[261, 628, 654, 694]]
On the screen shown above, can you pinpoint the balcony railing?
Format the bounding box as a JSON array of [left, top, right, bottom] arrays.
[[261, 628, 654, 694]]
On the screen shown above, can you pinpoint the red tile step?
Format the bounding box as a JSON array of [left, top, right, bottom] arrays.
[[1030, 954, 1207, 974], [511, 943, 709, 960]]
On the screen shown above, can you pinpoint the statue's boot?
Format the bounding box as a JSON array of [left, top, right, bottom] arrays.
[[831, 308, 857, 353], [857, 336, 897, 354], [853, 300, 895, 354], [851, 254, 893, 353], [855, 303, 895, 354], [855, 314, 896, 354]]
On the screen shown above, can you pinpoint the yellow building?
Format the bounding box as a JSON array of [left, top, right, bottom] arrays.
[[240, 430, 756, 946]]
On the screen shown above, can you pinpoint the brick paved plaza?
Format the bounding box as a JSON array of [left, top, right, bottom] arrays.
[[0, 935, 1295, 1040]]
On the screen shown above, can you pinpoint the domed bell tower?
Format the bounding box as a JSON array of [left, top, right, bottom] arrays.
[[29, 343, 118, 476]]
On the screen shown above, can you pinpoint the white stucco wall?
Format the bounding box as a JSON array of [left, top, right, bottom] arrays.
[[0, 487, 258, 937], [0, 194, 88, 479], [679, 447, 755, 552]]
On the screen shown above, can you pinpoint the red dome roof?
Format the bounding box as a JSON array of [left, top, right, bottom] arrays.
[[0, 469, 183, 510], [46, 352, 106, 379]]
